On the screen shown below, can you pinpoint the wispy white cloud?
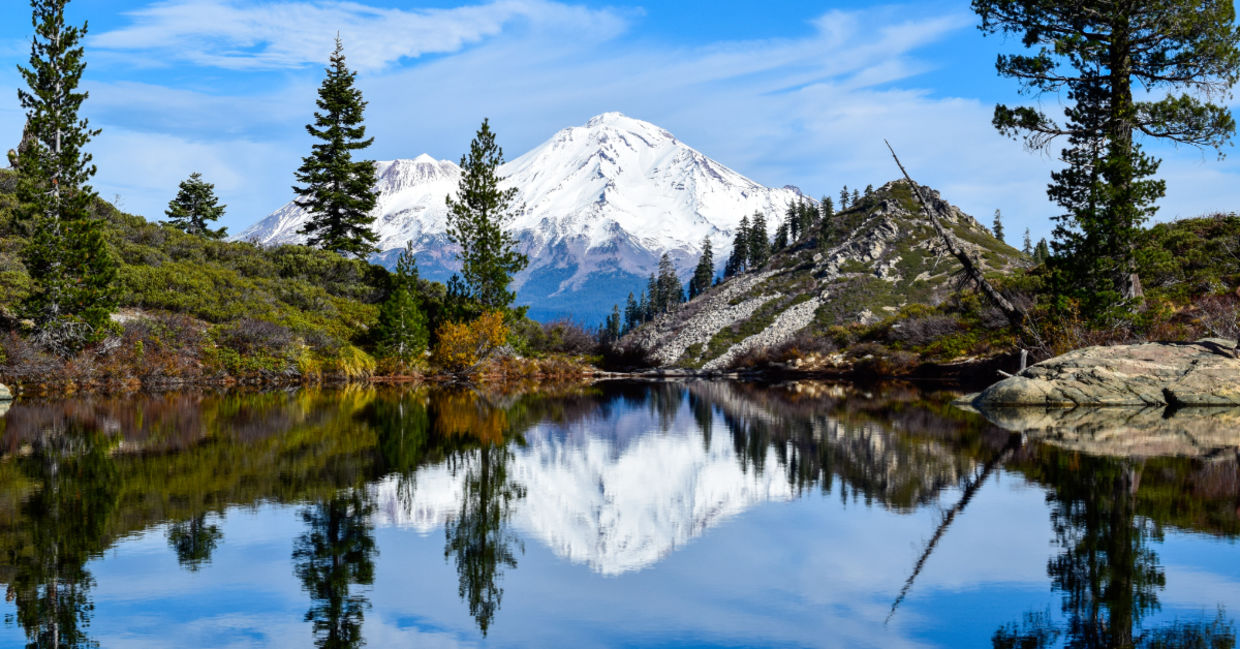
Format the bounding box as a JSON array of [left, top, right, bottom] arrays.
[[90, 0, 629, 71], [62, 0, 1240, 243]]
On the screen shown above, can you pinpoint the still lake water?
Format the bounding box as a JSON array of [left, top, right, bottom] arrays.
[[0, 381, 1236, 648]]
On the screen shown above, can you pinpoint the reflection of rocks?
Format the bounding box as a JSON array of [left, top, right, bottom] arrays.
[[979, 405, 1240, 459], [976, 339, 1240, 406]]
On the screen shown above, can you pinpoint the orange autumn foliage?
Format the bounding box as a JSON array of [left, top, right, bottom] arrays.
[[432, 311, 509, 371]]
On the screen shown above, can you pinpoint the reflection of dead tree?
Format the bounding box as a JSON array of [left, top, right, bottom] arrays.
[[886, 436, 1021, 624], [884, 141, 1045, 352]]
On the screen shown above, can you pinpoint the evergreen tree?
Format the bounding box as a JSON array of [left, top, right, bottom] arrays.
[[445, 119, 528, 309], [637, 290, 650, 323], [1022, 228, 1033, 256], [16, 0, 118, 352], [975, 0, 1240, 317], [772, 221, 789, 251], [623, 292, 639, 332], [797, 200, 815, 236], [864, 183, 874, 197], [689, 237, 714, 300], [852, 188, 861, 205], [726, 214, 750, 277], [645, 273, 660, 314], [293, 37, 379, 259], [818, 197, 836, 251], [1034, 238, 1051, 264], [839, 185, 850, 209], [655, 253, 684, 313], [600, 306, 622, 345], [374, 242, 429, 364], [785, 202, 800, 240], [747, 211, 770, 269], [991, 208, 1004, 243], [164, 172, 227, 239]]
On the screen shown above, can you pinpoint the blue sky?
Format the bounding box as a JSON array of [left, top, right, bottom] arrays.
[[1, 0, 1238, 243]]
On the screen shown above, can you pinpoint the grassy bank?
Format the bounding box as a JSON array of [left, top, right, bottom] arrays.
[[0, 169, 602, 393]]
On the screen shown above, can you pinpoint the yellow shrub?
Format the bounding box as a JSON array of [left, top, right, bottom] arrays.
[[433, 311, 509, 371]]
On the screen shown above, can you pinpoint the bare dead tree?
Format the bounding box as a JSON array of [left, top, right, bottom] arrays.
[[885, 141, 1045, 352]]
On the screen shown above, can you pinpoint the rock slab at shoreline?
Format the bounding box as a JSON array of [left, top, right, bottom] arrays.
[[974, 339, 1240, 407]]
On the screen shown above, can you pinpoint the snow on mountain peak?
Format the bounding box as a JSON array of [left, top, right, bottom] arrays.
[[237, 114, 807, 321]]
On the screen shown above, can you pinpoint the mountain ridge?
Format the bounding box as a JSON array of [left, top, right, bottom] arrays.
[[238, 112, 807, 322], [627, 180, 1026, 370]]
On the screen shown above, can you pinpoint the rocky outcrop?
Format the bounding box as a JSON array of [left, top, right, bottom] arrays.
[[977, 405, 1240, 459], [975, 339, 1240, 407], [627, 180, 1024, 369], [0, 383, 11, 402]]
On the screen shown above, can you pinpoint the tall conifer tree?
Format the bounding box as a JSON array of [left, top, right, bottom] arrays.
[[445, 119, 528, 310], [164, 172, 227, 239], [991, 208, 1004, 243], [16, 0, 117, 352], [375, 242, 429, 364], [747, 212, 769, 269], [725, 214, 750, 277], [689, 237, 714, 300], [294, 36, 379, 259], [974, 0, 1240, 317]]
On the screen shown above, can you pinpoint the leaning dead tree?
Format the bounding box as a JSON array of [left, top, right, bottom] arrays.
[[885, 437, 1020, 623], [884, 141, 1044, 354]]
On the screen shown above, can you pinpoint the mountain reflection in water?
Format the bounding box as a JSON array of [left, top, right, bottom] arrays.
[[0, 381, 1234, 648]]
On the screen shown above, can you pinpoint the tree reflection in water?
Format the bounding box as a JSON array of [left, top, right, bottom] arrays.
[[3, 426, 117, 649], [292, 490, 377, 649], [167, 514, 223, 572], [993, 453, 1237, 649], [433, 390, 526, 637], [0, 383, 1235, 646]]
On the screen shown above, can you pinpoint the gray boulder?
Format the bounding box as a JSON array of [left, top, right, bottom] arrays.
[[975, 339, 1240, 407], [0, 383, 10, 402]]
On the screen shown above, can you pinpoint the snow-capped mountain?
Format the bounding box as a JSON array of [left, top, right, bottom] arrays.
[[369, 419, 795, 576], [237, 113, 806, 322]]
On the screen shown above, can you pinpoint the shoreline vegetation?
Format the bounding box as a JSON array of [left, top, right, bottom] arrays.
[[2, 2, 1239, 399]]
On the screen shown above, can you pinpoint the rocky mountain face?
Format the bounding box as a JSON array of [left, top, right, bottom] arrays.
[[628, 180, 1025, 369], [237, 113, 805, 322]]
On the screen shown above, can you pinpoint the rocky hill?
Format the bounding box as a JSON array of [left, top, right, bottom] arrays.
[[627, 180, 1025, 369]]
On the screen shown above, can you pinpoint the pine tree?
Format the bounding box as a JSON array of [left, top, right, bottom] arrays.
[[637, 290, 650, 323], [1022, 228, 1033, 256], [839, 185, 850, 209], [374, 242, 429, 364], [655, 253, 684, 313], [785, 203, 799, 240], [445, 118, 528, 310], [601, 306, 621, 345], [818, 196, 836, 251], [797, 200, 815, 236], [726, 214, 750, 277], [864, 184, 874, 197], [646, 274, 660, 314], [1034, 238, 1051, 265], [623, 292, 639, 332], [773, 221, 789, 251], [747, 212, 769, 269], [852, 188, 861, 205], [16, 0, 118, 352], [164, 172, 227, 239], [689, 237, 714, 300], [975, 0, 1240, 317], [293, 37, 379, 259], [991, 208, 1004, 243]]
